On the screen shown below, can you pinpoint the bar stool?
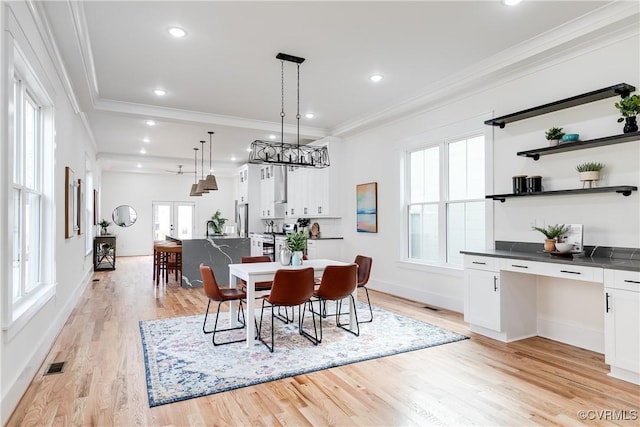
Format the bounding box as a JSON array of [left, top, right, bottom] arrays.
[[155, 243, 182, 285]]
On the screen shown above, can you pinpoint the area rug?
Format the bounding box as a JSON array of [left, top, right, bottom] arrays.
[[139, 302, 468, 407]]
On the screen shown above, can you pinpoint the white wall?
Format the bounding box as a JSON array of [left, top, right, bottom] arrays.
[[1, 2, 98, 424], [338, 30, 640, 322], [100, 171, 237, 256]]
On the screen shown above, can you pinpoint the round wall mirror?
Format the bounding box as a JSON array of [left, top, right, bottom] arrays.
[[112, 205, 137, 227]]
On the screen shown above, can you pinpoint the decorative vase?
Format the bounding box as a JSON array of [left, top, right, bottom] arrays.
[[101, 227, 108, 235], [291, 251, 303, 266], [548, 139, 560, 147], [280, 248, 292, 266], [544, 239, 556, 252], [623, 116, 638, 133], [579, 171, 600, 188]]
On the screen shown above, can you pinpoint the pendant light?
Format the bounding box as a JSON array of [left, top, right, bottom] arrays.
[[189, 147, 203, 196], [201, 131, 218, 191], [196, 141, 210, 193], [248, 52, 329, 168]]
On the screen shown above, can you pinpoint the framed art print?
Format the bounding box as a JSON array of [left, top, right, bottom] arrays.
[[356, 182, 377, 233]]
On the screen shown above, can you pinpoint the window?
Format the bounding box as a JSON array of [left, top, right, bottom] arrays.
[[5, 43, 55, 333], [407, 135, 486, 267]]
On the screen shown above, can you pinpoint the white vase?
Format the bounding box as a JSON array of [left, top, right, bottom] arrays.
[[291, 251, 303, 266], [579, 171, 600, 181]]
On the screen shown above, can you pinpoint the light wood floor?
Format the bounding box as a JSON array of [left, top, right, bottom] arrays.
[[7, 256, 640, 426]]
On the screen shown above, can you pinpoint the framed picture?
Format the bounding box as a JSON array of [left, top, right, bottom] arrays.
[[356, 182, 377, 233], [65, 167, 76, 238], [77, 178, 84, 235], [93, 189, 98, 225]]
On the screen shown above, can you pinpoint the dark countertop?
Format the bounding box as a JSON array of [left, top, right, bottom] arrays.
[[461, 241, 640, 272]]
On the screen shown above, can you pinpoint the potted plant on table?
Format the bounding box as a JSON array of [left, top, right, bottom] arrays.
[[532, 224, 569, 252], [576, 162, 604, 188], [545, 127, 565, 146], [98, 219, 111, 235], [209, 210, 227, 235], [286, 230, 308, 266], [614, 93, 640, 133]]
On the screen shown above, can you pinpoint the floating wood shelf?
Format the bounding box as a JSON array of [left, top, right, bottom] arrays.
[[517, 132, 640, 160], [486, 186, 637, 202], [485, 83, 635, 128]]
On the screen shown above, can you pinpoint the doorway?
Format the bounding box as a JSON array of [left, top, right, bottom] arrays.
[[152, 202, 195, 240]]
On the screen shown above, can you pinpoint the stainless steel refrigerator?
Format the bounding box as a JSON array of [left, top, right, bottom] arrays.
[[235, 201, 249, 237]]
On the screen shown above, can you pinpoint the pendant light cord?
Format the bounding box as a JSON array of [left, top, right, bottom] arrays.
[[296, 62, 301, 160], [200, 141, 206, 179], [280, 59, 285, 155], [193, 148, 198, 184], [208, 132, 214, 173]]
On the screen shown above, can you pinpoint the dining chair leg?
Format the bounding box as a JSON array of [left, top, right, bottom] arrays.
[[258, 300, 275, 352], [358, 287, 374, 324], [299, 301, 319, 346], [203, 299, 247, 346], [336, 295, 360, 336]]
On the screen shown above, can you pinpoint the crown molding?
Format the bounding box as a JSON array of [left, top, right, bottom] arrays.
[[93, 98, 329, 138], [331, 1, 640, 137]]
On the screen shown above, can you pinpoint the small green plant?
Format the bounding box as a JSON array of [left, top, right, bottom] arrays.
[[545, 127, 565, 140], [98, 219, 111, 229], [209, 210, 227, 234], [532, 224, 569, 240], [297, 217, 310, 229], [614, 93, 640, 121], [286, 230, 308, 252], [576, 162, 604, 172]]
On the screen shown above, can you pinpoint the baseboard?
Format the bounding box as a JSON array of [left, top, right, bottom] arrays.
[[537, 316, 604, 353], [369, 278, 463, 313], [1, 268, 93, 425]]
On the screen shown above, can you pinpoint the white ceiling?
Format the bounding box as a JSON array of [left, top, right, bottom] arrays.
[[39, 0, 621, 176]]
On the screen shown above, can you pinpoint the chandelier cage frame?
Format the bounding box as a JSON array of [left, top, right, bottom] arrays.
[[248, 52, 330, 169]]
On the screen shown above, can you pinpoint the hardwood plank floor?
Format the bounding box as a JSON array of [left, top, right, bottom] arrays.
[[7, 256, 640, 426]]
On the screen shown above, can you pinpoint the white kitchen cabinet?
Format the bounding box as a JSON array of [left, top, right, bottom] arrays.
[[238, 165, 249, 204], [464, 257, 501, 332], [604, 269, 640, 384], [250, 235, 263, 256], [306, 239, 343, 260], [260, 166, 275, 218]]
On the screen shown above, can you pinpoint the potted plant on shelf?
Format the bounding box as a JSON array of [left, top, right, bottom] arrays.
[[576, 162, 604, 188], [208, 210, 227, 235], [614, 93, 640, 133], [545, 127, 565, 146], [98, 219, 111, 235], [286, 230, 308, 266], [532, 224, 569, 252]]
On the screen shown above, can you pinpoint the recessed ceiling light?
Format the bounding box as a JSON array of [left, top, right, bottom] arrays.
[[146, 120, 156, 126], [140, 148, 146, 154], [153, 89, 167, 96], [369, 74, 384, 83], [268, 134, 276, 140], [503, 0, 523, 5], [136, 163, 142, 168], [143, 137, 150, 143], [231, 156, 237, 161], [246, 147, 252, 152], [305, 113, 315, 119], [168, 27, 187, 38]]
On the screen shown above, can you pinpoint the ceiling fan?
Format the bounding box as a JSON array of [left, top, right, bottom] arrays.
[[165, 165, 194, 175]]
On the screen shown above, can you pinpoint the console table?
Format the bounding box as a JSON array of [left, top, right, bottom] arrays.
[[462, 243, 639, 385], [94, 235, 116, 271]]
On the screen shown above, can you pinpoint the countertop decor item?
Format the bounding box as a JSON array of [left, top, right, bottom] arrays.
[[545, 127, 565, 146], [98, 219, 111, 236], [208, 210, 227, 235], [614, 92, 640, 133], [532, 224, 569, 252], [561, 133, 579, 142], [310, 222, 320, 238], [554, 242, 573, 253], [576, 161, 604, 188], [248, 53, 329, 169]]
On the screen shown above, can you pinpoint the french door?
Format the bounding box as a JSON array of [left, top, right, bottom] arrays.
[[152, 202, 195, 240]]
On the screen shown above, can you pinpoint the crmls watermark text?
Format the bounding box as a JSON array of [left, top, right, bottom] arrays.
[[577, 410, 638, 421]]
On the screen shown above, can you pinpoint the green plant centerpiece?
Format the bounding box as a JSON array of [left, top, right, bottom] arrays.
[[576, 162, 604, 188], [614, 93, 640, 133], [286, 230, 308, 266], [545, 127, 565, 146], [532, 224, 569, 252], [208, 210, 227, 235], [98, 219, 111, 235]]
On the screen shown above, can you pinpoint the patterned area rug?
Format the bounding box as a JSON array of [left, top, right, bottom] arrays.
[[139, 303, 468, 407]]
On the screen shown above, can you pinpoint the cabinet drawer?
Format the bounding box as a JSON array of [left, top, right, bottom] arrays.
[[464, 255, 498, 272], [604, 270, 640, 291], [501, 258, 603, 282]]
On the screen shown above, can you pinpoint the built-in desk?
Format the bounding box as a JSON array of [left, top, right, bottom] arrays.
[[461, 242, 639, 385]]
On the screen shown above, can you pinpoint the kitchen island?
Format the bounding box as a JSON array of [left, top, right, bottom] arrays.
[[171, 236, 250, 288]]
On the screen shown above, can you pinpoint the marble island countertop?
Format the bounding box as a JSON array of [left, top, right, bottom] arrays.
[[461, 241, 640, 272]]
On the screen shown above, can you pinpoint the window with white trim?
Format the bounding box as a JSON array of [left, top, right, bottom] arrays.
[[407, 135, 486, 267], [5, 42, 55, 331]]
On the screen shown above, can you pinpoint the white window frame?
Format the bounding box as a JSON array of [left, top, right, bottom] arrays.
[[3, 33, 56, 338], [400, 116, 494, 271]]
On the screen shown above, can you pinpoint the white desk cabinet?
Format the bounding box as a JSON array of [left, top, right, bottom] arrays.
[[604, 269, 640, 384], [464, 256, 501, 332]]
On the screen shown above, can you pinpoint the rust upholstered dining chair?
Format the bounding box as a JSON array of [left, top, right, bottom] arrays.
[[258, 267, 318, 352], [200, 264, 247, 346], [313, 263, 359, 342], [239, 255, 293, 323], [354, 255, 373, 324]]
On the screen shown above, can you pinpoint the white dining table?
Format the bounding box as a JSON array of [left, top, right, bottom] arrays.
[[228, 258, 354, 347]]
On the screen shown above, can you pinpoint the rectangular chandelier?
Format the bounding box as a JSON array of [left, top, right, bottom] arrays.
[[248, 140, 330, 168]]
